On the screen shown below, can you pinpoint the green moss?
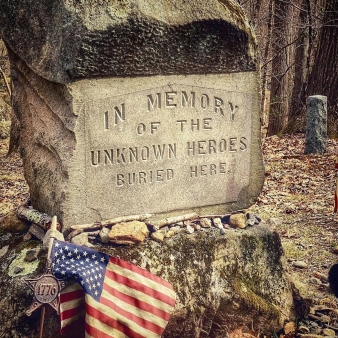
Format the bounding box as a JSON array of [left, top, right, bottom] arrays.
[[233, 279, 280, 319]]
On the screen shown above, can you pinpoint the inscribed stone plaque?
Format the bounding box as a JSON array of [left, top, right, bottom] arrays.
[[1, 0, 264, 226], [66, 73, 263, 222]]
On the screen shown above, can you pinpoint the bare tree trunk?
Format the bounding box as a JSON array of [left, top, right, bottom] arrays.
[[267, 0, 291, 136], [306, 0, 338, 137], [288, 0, 308, 122]]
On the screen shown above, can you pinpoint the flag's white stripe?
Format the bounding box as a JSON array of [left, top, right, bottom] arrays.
[[101, 289, 167, 328], [108, 261, 175, 297], [85, 315, 128, 338], [104, 277, 174, 314], [60, 296, 84, 312], [86, 295, 162, 338]]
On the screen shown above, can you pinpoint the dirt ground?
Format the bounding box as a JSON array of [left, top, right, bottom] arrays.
[[1, 134, 338, 336]]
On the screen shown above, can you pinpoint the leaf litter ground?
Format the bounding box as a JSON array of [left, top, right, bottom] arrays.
[[1, 134, 338, 335]]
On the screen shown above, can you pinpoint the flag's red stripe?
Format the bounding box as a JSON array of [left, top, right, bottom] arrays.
[[60, 303, 85, 321], [86, 303, 146, 338], [60, 316, 85, 334], [105, 269, 175, 306], [60, 288, 85, 303], [100, 294, 164, 334], [103, 282, 171, 321], [109, 257, 173, 289]]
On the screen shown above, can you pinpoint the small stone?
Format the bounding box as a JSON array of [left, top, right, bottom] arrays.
[[322, 328, 335, 336], [24, 249, 37, 262], [194, 224, 201, 231], [71, 232, 90, 246], [108, 221, 149, 245], [254, 214, 262, 223], [310, 277, 322, 285], [284, 321, 296, 335], [13, 266, 24, 274], [186, 225, 194, 234], [151, 231, 165, 242], [23, 232, 33, 241], [246, 213, 256, 226], [176, 222, 184, 227], [220, 228, 226, 235], [165, 229, 176, 238], [213, 218, 223, 229], [200, 218, 212, 228], [293, 260, 308, 269], [170, 226, 181, 233], [0, 245, 9, 258], [298, 326, 310, 334], [229, 213, 247, 229], [99, 227, 110, 244], [0, 210, 29, 232], [266, 217, 283, 227], [28, 224, 45, 241]]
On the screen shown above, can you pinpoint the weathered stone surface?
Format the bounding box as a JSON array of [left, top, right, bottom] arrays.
[[0, 0, 264, 228], [108, 221, 149, 245], [0, 210, 29, 232], [305, 95, 327, 154], [0, 0, 256, 83], [0, 225, 297, 337]]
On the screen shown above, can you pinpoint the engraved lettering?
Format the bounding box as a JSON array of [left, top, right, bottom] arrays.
[[139, 172, 146, 184], [189, 162, 227, 178], [220, 163, 226, 173], [177, 120, 187, 132], [165, 92, 177, 108], [117, 174, 124, 186], [167, 169, 174, 180], [208, 140, 217, 154], [190, 166, 198, 178], [214, 97, 224, 115], [181, 91, 196, 108], [117, 148, 126, 163], [137, 123, 146, 135], [168, 144, 177, 159], [129, 147, 138, 162], [219, 139, 227, 152], [147, 93, 161, 111], [198, 141, 206, 155], [210, 163, 217, 175], [203, 118, 212, 130], [240, 137, 247, 151], [91, 150, 100, 166], [156, 170, 164, 182], [151, 122, 161, 134], [191, 119, 200, 131], [200, 94, 210, 110], [128, 173, 136, 185], [153, 144, 166, 160], [141, 146, 150, 161], [187, 141, 195, 156], [114, 104, 125, 125], [116, 169, 175, 187], [230, 138, 237, 152], [104, 150, 113, 165], [228, 102, 239, 121], [200, 165, 207, 176]]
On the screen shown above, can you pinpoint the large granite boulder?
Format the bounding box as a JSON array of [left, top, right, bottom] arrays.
[[0, 0, 264, 228], [0, 223, 297, 337]]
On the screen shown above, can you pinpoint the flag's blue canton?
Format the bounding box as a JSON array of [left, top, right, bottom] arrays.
[[51, 240, 109, 301]]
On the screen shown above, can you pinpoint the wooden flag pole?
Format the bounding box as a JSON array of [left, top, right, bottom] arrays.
[[39, 216, 58, 338]]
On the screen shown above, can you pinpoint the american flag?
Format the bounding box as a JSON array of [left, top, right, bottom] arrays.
[[51, 239, 176, 337], [335, 156, 338, 213]]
